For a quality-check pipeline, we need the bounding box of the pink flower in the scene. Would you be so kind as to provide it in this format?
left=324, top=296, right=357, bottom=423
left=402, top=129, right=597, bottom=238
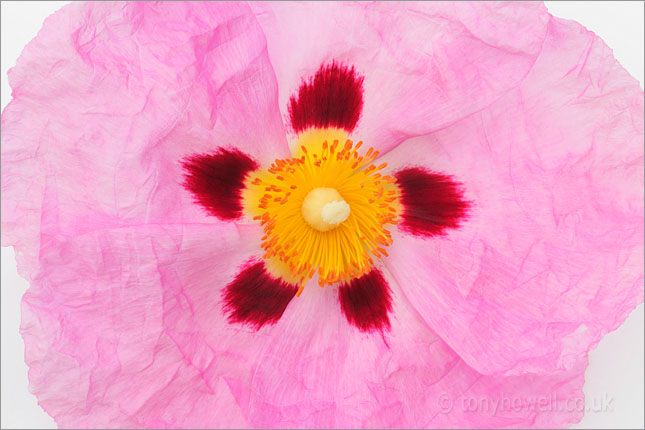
left=1, top=1, right=643, bottom=428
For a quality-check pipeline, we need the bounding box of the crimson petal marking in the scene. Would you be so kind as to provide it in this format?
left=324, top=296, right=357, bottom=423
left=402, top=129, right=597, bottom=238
left=395, top=167, right=470, bottom=237
left=288, top=62, right=364, bottom=133
left=339, top=269, right=392, bottom=332
left=182, top=148, right=258, bottom=220
left=223, top=259, right=299, bottom=330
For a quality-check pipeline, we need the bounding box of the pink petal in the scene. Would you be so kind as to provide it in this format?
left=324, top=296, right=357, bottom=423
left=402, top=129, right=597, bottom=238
left=380, top=15, right=644, bottom=375
left=1, top=1, right=287, bottom=276
left=236, top=269, right=587, bottom=428
left=250, top=1, right=549, bottom=153
left=22, top=222, right=260, bottom=428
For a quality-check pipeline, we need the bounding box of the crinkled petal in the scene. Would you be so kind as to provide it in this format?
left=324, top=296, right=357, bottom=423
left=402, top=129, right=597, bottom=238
left=1, top=1, right=287, bottom=277
left=233, top=268, right=587, bottom=428
left=21, top=221, right=263, bottom=428
left=250, top=1, right=549, bottom=153
left=379, top=15, right=644, bottom=375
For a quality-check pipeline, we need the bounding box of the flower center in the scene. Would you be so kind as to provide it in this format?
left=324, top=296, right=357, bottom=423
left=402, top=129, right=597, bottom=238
left=301, top=187, right=350, bottom=232
left=243, top=128, right=399, bottom=294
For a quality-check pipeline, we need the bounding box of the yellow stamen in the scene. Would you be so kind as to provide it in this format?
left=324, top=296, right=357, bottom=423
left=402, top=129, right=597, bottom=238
left=243, top=128, right=399, bottom=291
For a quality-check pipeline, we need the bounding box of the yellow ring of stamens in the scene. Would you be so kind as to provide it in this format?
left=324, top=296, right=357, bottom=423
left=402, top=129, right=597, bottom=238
left=243, top=128, right=399, bottom=294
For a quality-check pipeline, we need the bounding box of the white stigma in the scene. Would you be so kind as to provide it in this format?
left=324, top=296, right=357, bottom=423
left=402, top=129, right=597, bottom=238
left=321, top=200, right=351, bottom=226
left=302, top=187, right=350, bottom=231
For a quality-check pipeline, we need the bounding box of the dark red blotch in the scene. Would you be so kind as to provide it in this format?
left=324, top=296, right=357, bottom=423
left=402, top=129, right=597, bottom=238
left=223, top=259, right=299, bottom=330
left=395, top=167, right=470, bottom=237
left=339, top=269, right=392, bottom=333
left=182, top=148, right=258, bottom=220
left=288, top=62, right=364, bottom=133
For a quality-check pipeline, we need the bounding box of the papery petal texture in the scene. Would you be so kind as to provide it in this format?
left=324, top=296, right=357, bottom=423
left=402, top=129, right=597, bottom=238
left=223, top=269, right=587, bottom=429
left=380, top=15, right=644, bottom=375
left=1, top=1, right=287, bottom=277
left=22, top=222, right=261, bottom=428
left=250, top=1, right=550, bottom=152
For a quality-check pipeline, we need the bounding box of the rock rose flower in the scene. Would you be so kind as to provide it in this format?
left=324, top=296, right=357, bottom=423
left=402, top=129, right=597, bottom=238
left=1, top=1, right=643, bottom=428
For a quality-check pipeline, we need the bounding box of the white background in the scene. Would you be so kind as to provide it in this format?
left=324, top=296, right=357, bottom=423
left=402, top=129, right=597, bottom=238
left=1, top=1, right=643, bottom=429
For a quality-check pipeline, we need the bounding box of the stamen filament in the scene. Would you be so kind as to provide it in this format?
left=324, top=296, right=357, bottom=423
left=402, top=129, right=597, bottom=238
left=244, top=129, right=399, bottom=291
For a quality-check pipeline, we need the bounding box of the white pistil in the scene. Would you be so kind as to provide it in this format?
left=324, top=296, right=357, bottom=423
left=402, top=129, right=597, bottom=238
left=302, top=187, right=351, bottom=232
